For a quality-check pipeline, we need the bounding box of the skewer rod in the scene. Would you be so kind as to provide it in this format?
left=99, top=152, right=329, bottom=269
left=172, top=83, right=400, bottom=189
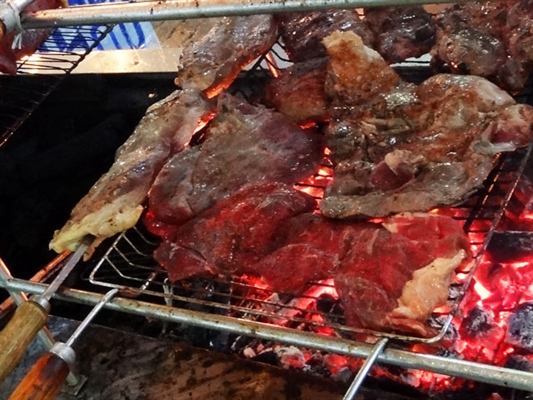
left=2, top=278, right=533, bottom=392
left=343, top=338, right=389, bottom=400
left=22, top=0, right=479, bottom=29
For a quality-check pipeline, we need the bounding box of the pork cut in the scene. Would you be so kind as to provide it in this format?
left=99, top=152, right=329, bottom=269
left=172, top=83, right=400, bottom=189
left=364, top=6, right=436, bottom=64
left=174, top=15, right=277, bottom=98
left=148, top=94, right=324, bottom=226
left=251, top=212, right=470, bottom=336
left=431, top=0, right=533, bottom=94
left=154, top=182, right=471, bottom=336
left=264, top=58, right=329, bottom=125
left=153, top=183, right=317, bottom=282
left=50, top=88, right=212, bottom=254
left=320, top=31, right=533, bottom=219
left=275, top=10, right=374, bottom=63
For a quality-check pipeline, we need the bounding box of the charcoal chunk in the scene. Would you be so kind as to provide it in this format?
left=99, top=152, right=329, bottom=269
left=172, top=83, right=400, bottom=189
left=460, top=306, right=496, bottom=338
left=506, top=302, right=533, bottom=351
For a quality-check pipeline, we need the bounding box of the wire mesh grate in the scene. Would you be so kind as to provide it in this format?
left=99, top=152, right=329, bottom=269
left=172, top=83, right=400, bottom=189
left=0, top=24, right=113, bottom=148
left=82, top=140, right=533, bottom=344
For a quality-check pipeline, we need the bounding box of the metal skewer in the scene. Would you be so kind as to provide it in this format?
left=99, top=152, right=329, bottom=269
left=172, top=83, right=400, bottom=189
left=0, top=236, right=93, bottom=384
left=343, top=338, right=389, bottom=400
left=8, top=288, right=119, bottom=400
left=19, top=0, right=487, bottom=31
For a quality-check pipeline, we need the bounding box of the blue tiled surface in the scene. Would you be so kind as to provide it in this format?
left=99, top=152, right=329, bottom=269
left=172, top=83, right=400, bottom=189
left=40, top=0, right=161, bottom=51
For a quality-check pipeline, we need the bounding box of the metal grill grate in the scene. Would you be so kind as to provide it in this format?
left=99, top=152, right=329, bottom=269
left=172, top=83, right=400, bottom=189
left=83, top=141, right=533, bottom=345
left=0, top=25, right=113, bottom=147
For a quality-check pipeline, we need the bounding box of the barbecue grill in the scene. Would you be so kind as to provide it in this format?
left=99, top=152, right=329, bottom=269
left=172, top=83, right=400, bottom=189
left=0, top=1, right=533, bottom=399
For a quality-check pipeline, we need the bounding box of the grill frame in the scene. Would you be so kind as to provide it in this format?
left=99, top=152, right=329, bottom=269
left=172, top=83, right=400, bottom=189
left=0, top=19, right=532, bottom=398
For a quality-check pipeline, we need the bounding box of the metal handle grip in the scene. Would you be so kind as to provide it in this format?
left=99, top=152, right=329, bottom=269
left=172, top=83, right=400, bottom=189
left=8, top=352, right=70, bottom=400
left=0, top=300, right=49, bottom=384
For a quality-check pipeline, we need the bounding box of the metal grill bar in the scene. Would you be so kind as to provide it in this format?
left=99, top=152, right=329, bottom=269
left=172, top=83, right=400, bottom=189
left=1, top=278, right=533, bottom=392
left=21, top=0, right=483, bottom=30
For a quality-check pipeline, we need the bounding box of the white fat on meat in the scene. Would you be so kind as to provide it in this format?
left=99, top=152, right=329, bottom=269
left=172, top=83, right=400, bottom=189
left=391, top=249, right=467, bottom=321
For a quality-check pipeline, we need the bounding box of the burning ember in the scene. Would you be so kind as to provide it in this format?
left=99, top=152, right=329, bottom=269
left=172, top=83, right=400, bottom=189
left=218, top=152, right=533, bottom=396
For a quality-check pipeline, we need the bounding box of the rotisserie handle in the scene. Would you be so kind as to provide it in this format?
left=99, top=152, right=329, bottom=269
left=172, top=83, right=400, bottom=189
left=0, top=299, right=50, bottom=384
left=8, top=352, right=71, bottom=400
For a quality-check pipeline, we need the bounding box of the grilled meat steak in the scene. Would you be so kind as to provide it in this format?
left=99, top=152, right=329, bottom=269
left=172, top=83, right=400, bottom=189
left=320, top=31, right=533, bottom=219
left=154, top=179, right=470, bottom=336
left=174, top=15, right=277, bottom=98
left=252, top=212, right=470, bottom=336
left=50, top=88, right=212, bottom=254
left=364, top=5, right=436, bottom=64
left=153, top=183, right=317, bottom=281
left=431, top=0, right=533, bottom=93
left=264, top=58, right=329, bottom=125
left=335, top=212, right=469, bottom=336
left=276, top=9, right=374, bottom=63
left=148, top=94, right=324, bottom=226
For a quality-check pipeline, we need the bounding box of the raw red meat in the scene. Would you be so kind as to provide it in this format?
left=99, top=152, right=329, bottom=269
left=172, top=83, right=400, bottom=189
left=250, top=212, right=470, bottom=335
left=148, top=94, right=324, bottom=226
left=335, top=212, right=471, bottom=335
left=154, top=178, right=471, bottom=336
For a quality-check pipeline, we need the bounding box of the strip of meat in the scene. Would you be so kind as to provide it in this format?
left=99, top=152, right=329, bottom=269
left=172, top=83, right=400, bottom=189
left=276, top=9, right=374, bottom=63
left=174, top=15, right=277, bottom=98
left=0, top=0, right=67, bottom=75
left=50, top=88, right=212, bottom=254
left=364, top=6, right=436, bottom=64
left=153, top=183, right=317, bottom=282
left=264, top=58, right=329, bottom=125
left=320, top=31, right=533, bottom=219
left=148, top=94, right=324, bottom=226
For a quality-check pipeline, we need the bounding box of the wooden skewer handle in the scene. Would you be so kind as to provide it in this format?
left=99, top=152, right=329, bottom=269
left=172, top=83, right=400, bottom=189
left=0, top=300, right=49, bottom=384
left=8, top=353, right=70, bottom=400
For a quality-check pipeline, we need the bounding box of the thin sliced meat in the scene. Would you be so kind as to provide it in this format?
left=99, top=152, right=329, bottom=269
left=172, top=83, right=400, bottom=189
left=148, top=94, right=324, bottom=226
left=50, top=88, right=212, bottom=254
